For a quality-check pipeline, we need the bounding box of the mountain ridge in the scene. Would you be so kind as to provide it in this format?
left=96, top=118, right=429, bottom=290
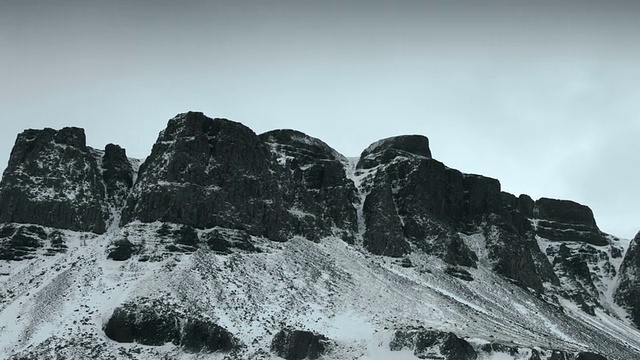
left=0, top=111, right=638, bottom=359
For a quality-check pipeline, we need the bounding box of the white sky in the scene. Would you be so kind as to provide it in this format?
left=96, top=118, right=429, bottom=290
left=1, top=1, right=639, bottom=239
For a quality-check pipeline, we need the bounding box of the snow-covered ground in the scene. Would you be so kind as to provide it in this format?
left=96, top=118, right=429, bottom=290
left=1, top=222, right=639, bottom=359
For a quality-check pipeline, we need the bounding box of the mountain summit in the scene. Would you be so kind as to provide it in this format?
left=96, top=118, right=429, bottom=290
left=0, top=112, right=639, bottom=359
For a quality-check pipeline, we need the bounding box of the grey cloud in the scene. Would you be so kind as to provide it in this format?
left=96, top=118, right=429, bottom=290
left=1, top=0, right=639, bottom=238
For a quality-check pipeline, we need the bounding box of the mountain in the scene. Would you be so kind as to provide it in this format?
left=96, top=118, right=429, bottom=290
left=0, top=111, right=639, bottom=359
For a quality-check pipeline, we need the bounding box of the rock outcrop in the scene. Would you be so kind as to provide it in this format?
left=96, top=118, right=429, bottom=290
left=357, top=136, right=479, bottom=265
left=270, top=328, right=329, bottom=360
left=355, top=135, right=560, bottom=293
left=576, top=352, right=608, bottom=360
left=615, top=232, right=640, bottom=328
left=361, top=171, right=409, bottom=257
left=102, top=143, right=135, bottom=207
left=479, top=343, right=608, bottom=360
left=0, top=128, right=137, bottom=238
left=121, top=112, right=358, bottom=243
left=0, top=128, right=108, bottom=233
left=120, top=113, right=285, bottom=237
left=390, top=329, right=477, bottom=360
left=534, top=198, right=608, bottom=246
left=349, top=131, right=619, bottom=303
left=104, top=300, right=237, bottom=353
left=0, top=224, right=67, bottom=260
left=260, top=129, right=358, bottom=242
left=357, top=135, right=432, bottom=169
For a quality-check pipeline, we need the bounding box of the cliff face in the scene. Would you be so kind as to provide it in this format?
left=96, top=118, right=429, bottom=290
left=0, top=127, right=107, bottom=233
left=120, top=112, right=358, bottom=244
left=615, top=233, right=640, bottom=327
left=0, top=112, right=638, bottom=359
left=0, top=128, right=138, bottom=260
left=120, top=113, right=287, bottom=239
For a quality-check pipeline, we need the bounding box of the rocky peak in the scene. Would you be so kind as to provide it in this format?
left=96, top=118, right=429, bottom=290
left=260, top=129, right=346, bottom=164
left=0, top=127, right=107, bottom=233
left=260, top=128, right=358, bottom=241
left=533, top=198, right=607, bottom=246
left=152, top=112, right=271, bottom=180
left=535, top=198, right=598, bottom=227
left=159, top=111, right=220, bottom=139
left=4, top=127, right=85, bottom=173
left=121, top=113, right=358, bottom=244
left=53, top=126, right=87, bottom=148
left=121, top=112, right=279, bottom=236
left=158, top=111, right=256, bottom=141
left=357, top=134, right=431, bottom=169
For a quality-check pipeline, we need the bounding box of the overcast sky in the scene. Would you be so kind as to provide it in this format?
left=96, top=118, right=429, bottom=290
left=1, top=1, right=639, bottom=239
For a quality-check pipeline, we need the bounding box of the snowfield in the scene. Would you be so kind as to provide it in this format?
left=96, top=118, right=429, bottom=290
left=1, top=222, right=639, bottom=359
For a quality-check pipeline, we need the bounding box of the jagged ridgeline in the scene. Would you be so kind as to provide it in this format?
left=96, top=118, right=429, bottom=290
left=0, top=111, right=639, bottom=359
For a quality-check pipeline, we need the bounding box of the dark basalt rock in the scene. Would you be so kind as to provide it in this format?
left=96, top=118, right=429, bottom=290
left=259, top=129, right=344, bottom=164
left=444, top=266, right=474, bottom=281
left=484, top=223, right=559, bottom=293
left=120, top=112, right=287, bottom=239
left=481, top=344, right=572, bottom=360
left=203, top=227, right=259, bottom=253
left=0, top=225, right=44, bottom=260
left=174, top=225, right=198, bottom=247
left=46, top=230, right=67, bottom=255
left=549, top=350, right=569, bottom=360
left=377, top=156, right=466, bottom=226
left=535, top=198, right=597, bottom=226
left=105, top=305, right=178, bottom=346
left=362, top=172, right=409, bottom=257
left=102, top=143, right=134, bottom=206
left=480, top=343, right=537, bottom=358
left=161, top=224, right=200, bottom=253
left=107, top=238, right=138, bottom=261
left=154, top=223, right=205, bottom=253
left=0, top=224, right=69, bottom=260
left=463, top=174, right=502, bottom=219
left=518, top=194, right=535, bottom=218
left=121, top=112, right=358, bottom=244
left=614, top=233, right=640, bottom=329
left=534, top=198, right=607, bottom=246
left=390, top=329, right=477, bottom=360
left=547, top=244, right=602, bottom=314
left=181, top=318, right=236, bottom=353
left=358, top=135, right=431, bottom=169
left=104, top=300, right=237, bottom=352
left=500, top=193, right=535, bottom=236
left=260, top=129, right=358, bottom=243
left=271, top=328, right=328, bottom=360
left=576, top=352, right=608, bottom=360
left=0, top=127, right=108, bottom=233
left=439, top=233, right=479, bottom=268
left=358, top=143, right=478, bottom=265
left=2, top=116, right=632, bottom=354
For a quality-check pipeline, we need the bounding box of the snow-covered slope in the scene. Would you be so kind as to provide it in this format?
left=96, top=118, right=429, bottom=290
left=0, top=112, right=638, bottom=359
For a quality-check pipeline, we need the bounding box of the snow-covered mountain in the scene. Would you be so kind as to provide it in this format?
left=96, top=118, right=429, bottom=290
left=0, top=112, right=639, bottom=359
